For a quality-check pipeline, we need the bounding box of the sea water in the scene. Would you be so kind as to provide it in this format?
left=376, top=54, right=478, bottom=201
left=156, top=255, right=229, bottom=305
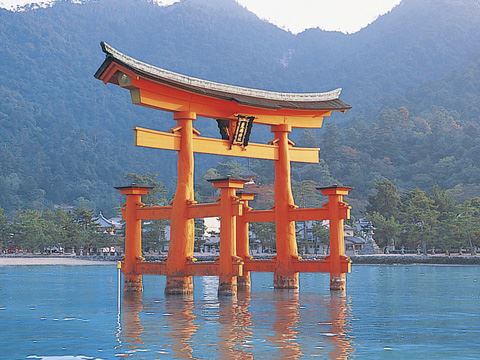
left=0, top=265, right=479, bottom=359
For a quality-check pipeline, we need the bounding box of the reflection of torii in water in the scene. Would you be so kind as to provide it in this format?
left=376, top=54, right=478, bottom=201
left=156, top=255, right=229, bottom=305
left=269, top=291, right=353, bottom=360
left=119, top=291, right=352, bottom=358
left=217, top=292, right=254, bottom=360
left=120, top=292, right=144, bottom=354
left=164, top=294, right=199, bottom=359
left=270, top=291, right=303, bottom=359
left=327, top=293, right=353, bottom=360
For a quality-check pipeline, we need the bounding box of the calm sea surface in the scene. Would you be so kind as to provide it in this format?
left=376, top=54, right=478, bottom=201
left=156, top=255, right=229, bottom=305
left=0, top=265, right=479, bottom=359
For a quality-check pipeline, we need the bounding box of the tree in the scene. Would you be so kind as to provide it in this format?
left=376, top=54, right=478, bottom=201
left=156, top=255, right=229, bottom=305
left=399, top=189, right=439, bottom=254
left=250, top=222, right=275, bottom=253
left=312, top=221, right=329, bottom=254
left=12, top=210, right=52, bottom=252
left=48, top=209, right=84, bottom=253
left=430, top=186, right=459, bottom=252
left=73, top=207, right=107, bottom=254
left=250, top=184, right=274, bottom=210
left=320, top=123, right=342, bottom=164
left=369, top=212, right=401, bottom=249
left=292, top=159, right=336, bottom=187
left=451, top=198, right=480, bottom=253
left=0, top=208, right=10, bottom=251
left=194, top=219, right=207, bottom=252
left=293, top=180, right=323, bottom=208
left=367, top=179, right=401, bottom=218
left=298, top=129, right=319, bottom=148
left=196, top=168, right=220, bottom=202
left=215, top=160, right=244, bottom=178
left=125, top=173, right=168, bottom=206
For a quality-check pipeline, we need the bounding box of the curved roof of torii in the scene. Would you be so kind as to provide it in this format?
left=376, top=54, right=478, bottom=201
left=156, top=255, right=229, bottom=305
left=94, top=42, right=351, bottom=112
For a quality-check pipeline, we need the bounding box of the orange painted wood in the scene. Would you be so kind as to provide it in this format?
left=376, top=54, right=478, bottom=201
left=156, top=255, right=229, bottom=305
left=243, top=260, right=277, bottom=272
left=242, top=259, right=350, bottom=273
left=117, top=187, right=150, bottom=277
left=272, top=125, right=299, bottom=274
left=104, top=64, right=332, bottom=128
left=326, top=194, right=345, bottom=277
left=137, top=261, right=167, bottom=275
left=292, top=259, right=349, bottom=273
left=219, top=187, right=237, bottom=277
left=186, top=203, right=221, bottom=218
left=288, top=207, right=329, bottom=221
left=135, top=127, right=320, bottom=163
left=136, top=206, right=172, bottom=220
left=166, top=115, right=196, bottom=274
left=236, top=198, right=253, bottom=260
left=243, top=209, right=275, bottom=223
left=133, top=202, right=246, bottom=220
left=137, top=261, right=243, bottom=276
left=132, top=258, right=349, bottom=275
left=288, top=206, right=348, bottom=221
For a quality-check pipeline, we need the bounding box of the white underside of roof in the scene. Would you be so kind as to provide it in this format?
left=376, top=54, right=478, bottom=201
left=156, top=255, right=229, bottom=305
left=103, top=42, right=342, bottom=103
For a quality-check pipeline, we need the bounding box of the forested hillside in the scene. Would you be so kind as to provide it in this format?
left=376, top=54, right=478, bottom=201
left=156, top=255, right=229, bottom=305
left=1, top=0, right=480, bottom=215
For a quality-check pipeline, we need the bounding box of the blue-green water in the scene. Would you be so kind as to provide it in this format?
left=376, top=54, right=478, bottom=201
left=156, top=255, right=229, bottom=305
left=0, top=265, right=479, bottom=359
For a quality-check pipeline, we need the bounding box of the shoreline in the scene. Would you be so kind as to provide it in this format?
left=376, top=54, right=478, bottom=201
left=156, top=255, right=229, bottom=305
left=0, top=256, right=115, bottom=266
left=350, top=254, right=480, bottom=265
left=1, top=254, right=480, bottom=266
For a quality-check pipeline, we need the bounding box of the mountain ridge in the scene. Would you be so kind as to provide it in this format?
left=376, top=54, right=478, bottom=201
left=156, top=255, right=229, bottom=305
left=1, top=0, right=480, bottom=214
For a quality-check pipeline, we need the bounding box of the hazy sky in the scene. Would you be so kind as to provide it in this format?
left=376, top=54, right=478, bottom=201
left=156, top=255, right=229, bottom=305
left=236, top=0, right=402, bottom=33
left=0, top=0, right=402, bottom=34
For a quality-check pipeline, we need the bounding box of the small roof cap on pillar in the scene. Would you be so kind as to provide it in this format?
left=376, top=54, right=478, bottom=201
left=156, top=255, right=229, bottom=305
left=208, top=177, right=248, bottom=189
left=115, top=183, right=153, bottom=195
left=316, top=184, right=352, bottom=196
left=236, top=191, right=256, bottom=201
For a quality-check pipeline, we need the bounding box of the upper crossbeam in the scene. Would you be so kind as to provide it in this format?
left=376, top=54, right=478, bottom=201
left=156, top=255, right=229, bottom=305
left=135, top=127, right=320, bottom=163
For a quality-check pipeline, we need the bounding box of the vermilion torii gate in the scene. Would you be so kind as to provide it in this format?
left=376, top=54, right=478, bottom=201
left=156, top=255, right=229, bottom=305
left=95, top=42, right=352, bottom=295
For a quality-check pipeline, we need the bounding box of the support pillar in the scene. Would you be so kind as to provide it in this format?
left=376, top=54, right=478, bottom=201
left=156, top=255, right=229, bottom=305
left=209, top=178, right=246, bottom=296
left=116, top=184, right=152, bottom=292
left=236, top=192, right=255, bottom=291
left=272, top=124, right=299, bottom=289
left=165, top=111, right=196, bottom=295
left=319, top=186, right=352, bottom=291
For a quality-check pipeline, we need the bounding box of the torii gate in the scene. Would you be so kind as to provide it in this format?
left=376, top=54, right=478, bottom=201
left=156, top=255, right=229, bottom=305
left=95, top=42, right=352, bottom=296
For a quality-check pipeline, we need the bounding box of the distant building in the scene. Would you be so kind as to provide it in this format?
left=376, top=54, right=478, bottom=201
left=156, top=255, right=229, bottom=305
left=344, top=224, right=367, bottom=254
left=345, top=236, right=366, bottom=254
left=203, top=235, right=220, bottom=253
left=94, top=212, right=122, bottom=235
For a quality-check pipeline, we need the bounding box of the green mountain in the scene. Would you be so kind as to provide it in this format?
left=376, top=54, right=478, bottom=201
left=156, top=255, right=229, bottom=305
left=1, top=0, right=479, bottom=214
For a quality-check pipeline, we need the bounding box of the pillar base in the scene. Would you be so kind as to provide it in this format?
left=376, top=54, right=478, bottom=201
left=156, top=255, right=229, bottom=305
left=218, top=276, right=237, bottom=296
left=165, top=276, right=193, bottom=295
left=274, top=272, right=299, bottom=289
left=124, top=274, right=143, bottom=292
left=330, top=274, right=346, bottom=291
left=237, top=272, right=251, bottom=291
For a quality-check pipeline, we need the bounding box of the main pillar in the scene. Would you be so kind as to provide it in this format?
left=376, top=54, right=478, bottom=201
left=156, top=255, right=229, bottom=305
left=165, top=111, right=196, bottom=295
left=209, top=178, right=245, bottom=296
left=236, top=192, right=255, bottom=291
left=319, top=186, right=352, bottom=291
left=272, top=124, right=299, bottom=289
left=116, top=184, right=152, bottom=292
